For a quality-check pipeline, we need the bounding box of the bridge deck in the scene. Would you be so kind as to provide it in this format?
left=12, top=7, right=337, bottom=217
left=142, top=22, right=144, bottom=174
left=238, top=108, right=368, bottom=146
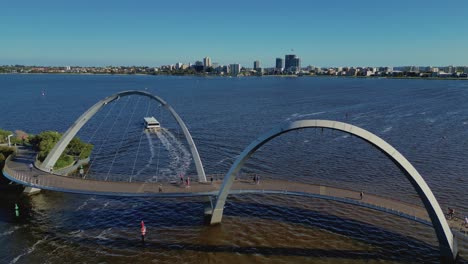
left=3, top=147, right=468, bottom=236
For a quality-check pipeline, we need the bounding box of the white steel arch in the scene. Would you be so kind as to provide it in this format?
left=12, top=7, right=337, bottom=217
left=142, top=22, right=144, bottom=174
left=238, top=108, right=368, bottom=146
left=210, top=119, right=457, bottom=262
left=39, top=90, right=207, bottom=182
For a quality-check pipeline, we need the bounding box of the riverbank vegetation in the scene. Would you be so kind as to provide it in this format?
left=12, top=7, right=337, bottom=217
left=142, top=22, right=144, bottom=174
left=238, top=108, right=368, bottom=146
left=1, top=128, right=93, bottom=170
left=0, top=146, right=15, bottom=167
left=29, top=131, right=93, bottom=169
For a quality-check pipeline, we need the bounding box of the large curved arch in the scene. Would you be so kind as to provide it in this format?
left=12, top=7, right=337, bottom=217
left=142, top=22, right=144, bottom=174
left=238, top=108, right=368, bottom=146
left=40, top=90, right=207, bottom=182
left=210, top=120, right=457, bottom=262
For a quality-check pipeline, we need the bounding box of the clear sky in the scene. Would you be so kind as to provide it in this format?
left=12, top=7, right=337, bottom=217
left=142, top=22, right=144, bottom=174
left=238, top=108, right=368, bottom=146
left=1, top=0, right=467, bottom=67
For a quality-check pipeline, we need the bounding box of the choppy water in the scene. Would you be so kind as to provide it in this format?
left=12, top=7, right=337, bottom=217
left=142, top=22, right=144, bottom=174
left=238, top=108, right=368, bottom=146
left=0, top=74, right=467, bottom=263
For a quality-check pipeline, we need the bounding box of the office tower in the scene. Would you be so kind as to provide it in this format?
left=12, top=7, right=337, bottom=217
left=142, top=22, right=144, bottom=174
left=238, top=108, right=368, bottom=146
left=293, top=57, right=301, bottom=71
left=254, top=60, right=260, bottom=70
left=203, top=57, right=212, bottom=68
left=229, top=64, right=241, bottom=76
left=285, top=54, right=296, bottom=71
left=276, top=58, right=283, bottom=70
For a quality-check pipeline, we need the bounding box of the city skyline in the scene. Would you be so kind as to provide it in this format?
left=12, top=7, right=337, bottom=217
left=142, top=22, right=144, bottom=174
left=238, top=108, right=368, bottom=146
left=1, top=0, right=468, bottom=67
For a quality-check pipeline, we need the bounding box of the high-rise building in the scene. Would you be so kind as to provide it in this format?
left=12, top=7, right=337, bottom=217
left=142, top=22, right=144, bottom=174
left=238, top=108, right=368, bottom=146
left=203, top=57, right=212, bottom=68
left=276, top=58, right=283, bottom=70
left=254, top=60, right=260, bottom=70
left=293, top=57, right=301, bottom=72
left=285, top=54, right=296, bottom=71
left=285, top=54, right=301, bottom=72
left=229, top=64, right=241, bottom=76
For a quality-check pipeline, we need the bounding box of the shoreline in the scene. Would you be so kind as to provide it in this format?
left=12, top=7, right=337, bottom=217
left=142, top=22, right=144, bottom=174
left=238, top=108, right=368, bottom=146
left=1, top=72, right=467, bottom=81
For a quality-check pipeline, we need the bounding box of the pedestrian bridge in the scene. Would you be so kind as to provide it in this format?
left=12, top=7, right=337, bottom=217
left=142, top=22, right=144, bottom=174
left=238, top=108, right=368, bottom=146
left=3, top=145, right=466, bottom=263
left=0, top=89, right=462, bottom=263
left=4, top=146, right=467, bottom=231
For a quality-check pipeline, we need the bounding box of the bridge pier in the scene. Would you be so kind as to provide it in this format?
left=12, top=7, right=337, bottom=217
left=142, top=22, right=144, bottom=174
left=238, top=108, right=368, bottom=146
left=23, top=186, right=41, bottom=195
left=208, top=208, right=224, bottom=225
left=440, top=238, right=458, bottom=264
left=203, top=196, right=224, bottom=225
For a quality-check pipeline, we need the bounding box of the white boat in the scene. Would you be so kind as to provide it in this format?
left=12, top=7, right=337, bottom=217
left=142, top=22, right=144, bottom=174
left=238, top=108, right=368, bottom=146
left=144, top=117, right=160, bottom=129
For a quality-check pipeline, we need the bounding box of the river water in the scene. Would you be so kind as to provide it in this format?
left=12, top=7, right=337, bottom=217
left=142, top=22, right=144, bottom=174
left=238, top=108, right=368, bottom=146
left=0, top=74, right=467, bottom=263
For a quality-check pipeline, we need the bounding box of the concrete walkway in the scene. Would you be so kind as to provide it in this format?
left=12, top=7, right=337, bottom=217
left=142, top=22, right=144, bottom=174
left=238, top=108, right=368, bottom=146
left=3, top=147, right=467, bottom=236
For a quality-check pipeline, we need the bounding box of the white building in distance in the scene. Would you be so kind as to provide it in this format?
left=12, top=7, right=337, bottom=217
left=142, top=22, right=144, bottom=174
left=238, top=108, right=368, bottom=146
left=203, top=57, right=212, bottom=68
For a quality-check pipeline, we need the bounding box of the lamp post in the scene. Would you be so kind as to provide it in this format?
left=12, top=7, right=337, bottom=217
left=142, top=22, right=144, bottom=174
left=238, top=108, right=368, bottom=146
left=7, top=134, right=13, bottom=147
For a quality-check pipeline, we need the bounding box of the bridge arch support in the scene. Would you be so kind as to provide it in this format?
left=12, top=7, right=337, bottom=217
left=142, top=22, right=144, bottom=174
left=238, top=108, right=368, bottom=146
left=40, top=90, right=207, bottom=182
left=210, top=119, right=457, bottom=262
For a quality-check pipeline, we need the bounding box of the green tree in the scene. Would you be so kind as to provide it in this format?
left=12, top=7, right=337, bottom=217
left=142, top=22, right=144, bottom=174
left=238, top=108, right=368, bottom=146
left=66, top=137, right=93, bottom=159
left=29, top=131, right=93, bottom=169
left=0, top=146, right=15, bottom=170
left=30, top=131, right=61, bottom=161
left=0, top=129, right=13, bottom=144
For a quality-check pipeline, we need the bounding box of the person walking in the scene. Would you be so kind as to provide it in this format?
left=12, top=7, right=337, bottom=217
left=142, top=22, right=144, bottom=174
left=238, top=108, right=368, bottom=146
left=210, top=176, right=213, bottom=185
left=256, top=175, right=260, bottom=185
left=447, top=207, right=455, bottom=219
left=141, top=221, right=146, bottom=242
left=29, top=163, right=33, bottom=172
left=158, top=184, right=163, bottom=193
left=360, top=191, right=363, bottom=200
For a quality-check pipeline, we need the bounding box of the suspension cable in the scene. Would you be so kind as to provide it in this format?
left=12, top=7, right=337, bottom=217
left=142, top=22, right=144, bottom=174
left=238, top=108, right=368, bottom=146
left=86, top=100, right=117, bottom=144
left=74, top=101, right=118, bottom=165
left=105, top=96, right=141, bottom=180
left=154, top=103, right=163, bottom=180
left=84, top=97, right=131, bottom=179
left=130, top=98, right=152, bottom=181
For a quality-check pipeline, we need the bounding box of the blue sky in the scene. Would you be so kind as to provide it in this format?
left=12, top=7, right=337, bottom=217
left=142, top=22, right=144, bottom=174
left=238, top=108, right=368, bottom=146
left=1, top=0, right=467, bottom=67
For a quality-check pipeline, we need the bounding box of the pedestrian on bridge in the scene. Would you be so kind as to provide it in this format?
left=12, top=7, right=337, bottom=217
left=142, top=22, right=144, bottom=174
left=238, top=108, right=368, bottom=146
left=29, top=163, right=33, bottom=172
left=186, top=177, right=190, bottom=187
left=256, top=175, right=260, bottom=185
left=360, top=191, right=363, bottom=200
left=447, top=207, right=455, bottom=219
left=159, top=184, right=163, bottom=193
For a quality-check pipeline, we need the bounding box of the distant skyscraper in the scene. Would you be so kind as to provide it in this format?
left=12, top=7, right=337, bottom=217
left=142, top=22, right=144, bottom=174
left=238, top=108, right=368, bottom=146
left=285, top=54, right=298, bottom=71
left=203, top=57, right=212, bottom=68
left=254, top=60, right=260, bottom=70
left=276, top=58, right=283, bottom=70
left=293, top=57, right=301, bottom=71
left=229, top=64, right=241, bottom=76
left=285, top=54, right=301, bottom=72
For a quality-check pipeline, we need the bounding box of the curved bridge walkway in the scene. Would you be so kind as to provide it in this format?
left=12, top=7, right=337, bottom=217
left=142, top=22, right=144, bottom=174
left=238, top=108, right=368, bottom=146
left=4, top=148, right=468, bottom=238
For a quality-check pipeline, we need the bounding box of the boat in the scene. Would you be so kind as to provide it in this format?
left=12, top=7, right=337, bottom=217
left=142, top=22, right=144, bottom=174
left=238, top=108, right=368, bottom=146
left=144, top=117, right=161, bottom=129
